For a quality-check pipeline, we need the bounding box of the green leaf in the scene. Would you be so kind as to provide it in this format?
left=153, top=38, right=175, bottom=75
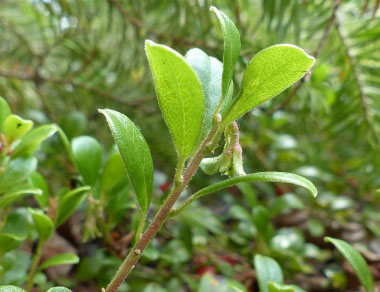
left=198, top=273, right=244, bottom=292
left=254, top=255, right=283, bottom=292
left=11, top=124, right=57, bottom=157
left=210, top=6, right=241, bottom=100
left=4, top=115, right=33, bottom=144
left=55, top=186, right=90, bottom=227
left=71, top=136, right=103, bottom=186
left=0, top=156, right=38, bottom=193
left=0, top=233, right=25, bottom=257
left=0, top=188, right=42, bottom=209
left=172, top=172, right=317, bottom=216
left=185, top=49, right=224, bottom=140
left=325, top=237, right=374, bottom=292
left=0, top=286, right=26, bottom=292
left=101, top=152, right=126, bottom=192
left=29, top=208, right=54, bottom=243
left=29, top=171, right=50, bottom=208
left=268, top=282, right=295, bottom=292
left=99, top=109, right=153, bottom=213
left=223, top=45, right=315, bottom=127
left=145, top=40, right=205, bottom=161
left=268, top=282, right=306, bottom=292
left=39, top=253, right=79, bottom=270
left=0, top=97, right=11, bottom=133
left=47, top=288, right=72, bottom=292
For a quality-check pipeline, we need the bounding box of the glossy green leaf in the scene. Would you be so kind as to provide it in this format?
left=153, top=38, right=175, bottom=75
left=0, top=286, right=26, bottom=292
left=99, top=109, right=153, bottom=212
left=210, top=6, right=241, bottom=100
left=29, top=208, right=54, bottom=243
left=254, top=255, right=283, bottom=292
left=29, top=171, right=49, bottom=208
left=0, top=97, right=11, bottom=133
left=47, top=288, right=72, bottom=292
left=11, top=124, right=57, bottom=157
left=0, top=233, right=25, bottom=257
left=325, top=237, right=374, bottom=292
left=172, top=172, right=317, bottom=216
left=145, top=40, right=205, bottom=160
left=223, top=45, right=315, bottom=127
left=71, top=136, right=103, bottom=186
left=4, top=115, right=33, bottom=144
left=198, top=273, right=245, bottom=292
left=0, top=156, right=37, bottom=193
left=101, top=152, right=126, bottom=191
left=185, top=49, right=224, bottom=140
left=0, top=188, right=42, bottom=208
left=39, top=253, right=79, bottom=270
left=55, top=186, right=90, bottom=227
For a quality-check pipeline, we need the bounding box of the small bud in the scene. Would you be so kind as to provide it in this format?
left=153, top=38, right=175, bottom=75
left=134, top=249, right=141, bottom=256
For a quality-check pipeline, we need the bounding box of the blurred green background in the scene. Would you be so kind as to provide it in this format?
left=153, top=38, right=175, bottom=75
left=1, top=0, right=380, bottom=291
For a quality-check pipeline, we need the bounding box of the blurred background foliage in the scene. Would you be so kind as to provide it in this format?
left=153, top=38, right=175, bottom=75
left=1, top=0, right=380, bottom=291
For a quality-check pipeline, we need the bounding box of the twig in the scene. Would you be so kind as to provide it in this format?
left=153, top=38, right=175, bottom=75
left=268, top=0, right=342, bottom=115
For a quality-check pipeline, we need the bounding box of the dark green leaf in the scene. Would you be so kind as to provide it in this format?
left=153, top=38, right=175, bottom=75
left=39, top=253, right=79, bottom=270
left=11, top=124, right=57, bottom=157
left=55, top=186, right=90, bottom=227
left=210, top=6, right=241, bottom=100
left=101, top=152, right=126, bottom=192
left=325, top=237, right=374, bottom=292
left=71, top=136, right=103, bottom=186
left=0, top=233, right=25, bottom=257
left=99, top=109, right=153, bottom=213
left=223, top=45, right=315, bottom=127
left=145, top=40, right=205, bottom=161
left=254, top=255, right=283, bottom=292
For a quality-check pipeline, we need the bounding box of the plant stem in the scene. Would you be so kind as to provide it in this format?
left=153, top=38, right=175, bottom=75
left=104, top=118, right=221, bottom=292
left=25, top=241, right=43, bottom=291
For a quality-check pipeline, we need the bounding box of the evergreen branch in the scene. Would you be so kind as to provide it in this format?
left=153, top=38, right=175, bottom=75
left=268, top=0, right=342, bottom=115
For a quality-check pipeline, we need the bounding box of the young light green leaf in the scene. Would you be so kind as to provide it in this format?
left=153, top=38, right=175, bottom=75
left=55, top=186, right=90, bottom=227
left=99, top=109, right=153, bottom=213
left=325, top=237, right=374, bottom=292
left=223, top=45, right=315, bottom=127
left=254, top=255, right=283, bottom=292
left=171, top=172, right=317, bottom=217
left=29, top=208, right=54, bottom=243
left=185, top=49, right=224, bottom=140
left=0, top=188, right=42, bottom=209
left=0, top=286, right=26, bottom=292
left=11, top=124, right=57, bottom=157
left=210, top=6, right=241, bottom=100
left=145, top=40, right=205, bottom=161
left=29, top=171, right=49, bottom=208
left=0, top=156, right=37, bottom=193
left=47, top=288, right=72, bottom=292
left=39, top=253, right=79, bottom=270
left=4, top=114, right=33, bottom=144
left=0, top=97, right=11, bottom=133
left=71, top=136, right=103, bottom=186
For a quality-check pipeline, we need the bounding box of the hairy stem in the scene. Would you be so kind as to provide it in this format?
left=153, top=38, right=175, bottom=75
left=104, top=117, right=221, bottom=292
